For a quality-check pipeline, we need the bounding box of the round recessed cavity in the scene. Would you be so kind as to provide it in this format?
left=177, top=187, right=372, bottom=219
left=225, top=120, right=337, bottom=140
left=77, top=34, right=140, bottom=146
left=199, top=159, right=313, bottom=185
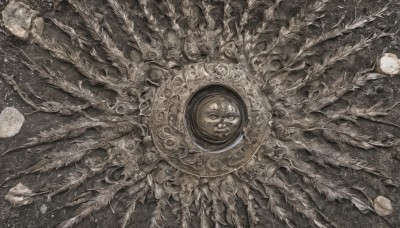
left=186, top=85, right=247, bottom=151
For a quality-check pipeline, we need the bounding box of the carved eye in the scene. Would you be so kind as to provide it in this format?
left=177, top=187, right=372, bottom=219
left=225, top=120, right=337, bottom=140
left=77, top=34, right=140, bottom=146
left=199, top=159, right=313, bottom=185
left=226, top=115, right=236, bottom=121
left=208, top=114, right=218, bottom=120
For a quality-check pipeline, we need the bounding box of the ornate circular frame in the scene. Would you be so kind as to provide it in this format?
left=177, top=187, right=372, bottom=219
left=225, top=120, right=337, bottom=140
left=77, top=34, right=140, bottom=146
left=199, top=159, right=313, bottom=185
left=150, top=62, right=271, bottom=177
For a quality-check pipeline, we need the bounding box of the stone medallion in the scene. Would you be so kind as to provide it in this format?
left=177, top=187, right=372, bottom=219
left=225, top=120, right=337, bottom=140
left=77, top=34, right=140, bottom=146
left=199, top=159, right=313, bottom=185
left=151, top=62, right=271, bottom=177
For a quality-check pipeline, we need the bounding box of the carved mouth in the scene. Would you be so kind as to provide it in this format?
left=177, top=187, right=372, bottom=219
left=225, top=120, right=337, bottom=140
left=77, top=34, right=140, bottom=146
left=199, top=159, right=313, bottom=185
left=214, top=128, right=231, bottom=134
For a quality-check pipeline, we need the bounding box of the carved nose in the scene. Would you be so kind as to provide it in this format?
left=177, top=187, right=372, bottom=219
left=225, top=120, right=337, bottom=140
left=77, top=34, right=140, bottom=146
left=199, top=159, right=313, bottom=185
left=217, top=122, right=226, bottom=128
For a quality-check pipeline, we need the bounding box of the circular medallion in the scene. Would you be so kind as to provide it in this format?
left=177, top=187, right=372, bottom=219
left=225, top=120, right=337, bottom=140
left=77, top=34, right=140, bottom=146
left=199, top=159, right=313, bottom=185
left=150, top=62, right=271, bottom=177
left=186, top=85, right=247, bottom=151
left=193, top=94, right=242, bottom=145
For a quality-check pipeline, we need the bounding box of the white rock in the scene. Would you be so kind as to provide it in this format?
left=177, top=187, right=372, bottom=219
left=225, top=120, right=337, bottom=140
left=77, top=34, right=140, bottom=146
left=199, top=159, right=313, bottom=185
left=40, top=204, right=48, bottom=214
left=0, top=107, right=25, bottom=138
left=5, top=183, right=33, bottom=207
left=2, top=0, right=43, bottom=40
left=378, top=53, right=400, bottom=76
left=373, top=195, right=393, bottom=217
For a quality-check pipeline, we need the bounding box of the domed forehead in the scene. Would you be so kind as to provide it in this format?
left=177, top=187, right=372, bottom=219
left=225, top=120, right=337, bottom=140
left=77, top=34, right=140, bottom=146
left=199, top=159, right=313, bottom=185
left=197, top=95, right=239, bottom=111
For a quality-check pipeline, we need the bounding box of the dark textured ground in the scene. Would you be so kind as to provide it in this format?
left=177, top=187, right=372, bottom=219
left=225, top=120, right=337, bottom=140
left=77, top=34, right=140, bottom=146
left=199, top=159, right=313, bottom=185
left=1, top=0, right=400, bottom=227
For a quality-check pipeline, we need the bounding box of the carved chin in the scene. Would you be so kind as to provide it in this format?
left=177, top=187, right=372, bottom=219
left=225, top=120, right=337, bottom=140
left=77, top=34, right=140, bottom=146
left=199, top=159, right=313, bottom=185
left=197, top=129, right=234, bottom=144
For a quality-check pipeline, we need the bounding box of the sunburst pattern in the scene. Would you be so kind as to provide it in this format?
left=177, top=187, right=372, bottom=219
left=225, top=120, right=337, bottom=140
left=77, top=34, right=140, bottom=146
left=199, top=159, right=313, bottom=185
left=1, top=0, right=400, bottom=227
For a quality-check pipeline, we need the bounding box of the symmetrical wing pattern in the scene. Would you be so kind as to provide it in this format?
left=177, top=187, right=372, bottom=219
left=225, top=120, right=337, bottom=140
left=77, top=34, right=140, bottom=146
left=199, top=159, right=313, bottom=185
left=1, top=0, right=399, bottom=227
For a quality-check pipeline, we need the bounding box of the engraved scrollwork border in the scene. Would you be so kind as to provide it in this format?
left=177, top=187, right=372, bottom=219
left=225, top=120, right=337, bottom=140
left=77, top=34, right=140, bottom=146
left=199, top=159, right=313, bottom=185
left=151, top=62, right=271, bottom=177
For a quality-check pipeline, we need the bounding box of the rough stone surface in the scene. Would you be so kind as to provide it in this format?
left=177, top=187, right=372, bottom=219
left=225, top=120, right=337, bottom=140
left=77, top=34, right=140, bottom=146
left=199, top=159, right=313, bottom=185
left=0, top=107, right=25, bottom=138
left=374, top=196, right=393, bottom=217
left=0, top=0, right=400, bottom=227
left=2, top=0, right=41, bottom=39
left=4, top=183, right=33, bottom=208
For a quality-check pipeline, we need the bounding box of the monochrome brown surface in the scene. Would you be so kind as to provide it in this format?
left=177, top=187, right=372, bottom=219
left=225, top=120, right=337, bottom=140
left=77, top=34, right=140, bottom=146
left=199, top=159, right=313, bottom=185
left=0, top=0, right=400, bottom=227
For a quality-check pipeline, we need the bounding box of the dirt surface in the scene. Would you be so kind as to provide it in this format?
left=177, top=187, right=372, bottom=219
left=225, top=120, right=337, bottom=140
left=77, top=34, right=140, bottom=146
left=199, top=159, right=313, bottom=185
left=1, top=0, right=400, bottom=227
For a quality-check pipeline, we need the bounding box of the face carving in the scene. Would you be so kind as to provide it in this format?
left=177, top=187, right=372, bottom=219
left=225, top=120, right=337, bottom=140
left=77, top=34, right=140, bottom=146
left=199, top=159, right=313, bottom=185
left=193, top=95, right=242, bottom=144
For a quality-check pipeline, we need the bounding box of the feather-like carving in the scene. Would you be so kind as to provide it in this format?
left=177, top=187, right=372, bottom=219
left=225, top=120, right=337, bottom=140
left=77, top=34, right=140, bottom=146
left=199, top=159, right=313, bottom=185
left=2, top=119, right=118, bottom=156
left=0, top=73, right=89, bottom=116
left=265, top=186, right=296, bottom=228
left=286, top=34, right=388, bottom=93
left=265, top=177, right=332, bottom=228
left=0, top=1, right=397, bottom=227
left=21, top=140, right=107, bottom=174
left=121, top=184, right=149, bottom=228
left=58, top=183, right=124, bottom=228
left=254, top=0, right=331, bottom=61
left=284, top=6, right=388, bottom=70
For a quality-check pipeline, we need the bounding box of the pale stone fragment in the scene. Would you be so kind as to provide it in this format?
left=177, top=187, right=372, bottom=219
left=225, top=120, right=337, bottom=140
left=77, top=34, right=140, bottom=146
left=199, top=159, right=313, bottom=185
left=2, top=0, right=43, bottom=39
left=5, top=183, right=33, bottom=207
left=40, top=204, right=48, bottom=214
left=378, top=53, right=400, bottom=76
left=32, top=17, right=44, bottom=35
left=373, top=195, right=393, bottom=217
left=0, top=107, right=25, bottom=138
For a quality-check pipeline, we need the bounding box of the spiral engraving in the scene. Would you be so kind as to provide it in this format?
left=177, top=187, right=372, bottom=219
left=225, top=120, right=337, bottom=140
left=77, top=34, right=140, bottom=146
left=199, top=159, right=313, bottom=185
left=150, top=62, right=271, bottom=177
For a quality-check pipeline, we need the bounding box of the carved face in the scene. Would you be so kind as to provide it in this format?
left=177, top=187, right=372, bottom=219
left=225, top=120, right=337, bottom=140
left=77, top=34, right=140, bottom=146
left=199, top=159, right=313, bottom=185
left=193, top=95, right=242, bottom=144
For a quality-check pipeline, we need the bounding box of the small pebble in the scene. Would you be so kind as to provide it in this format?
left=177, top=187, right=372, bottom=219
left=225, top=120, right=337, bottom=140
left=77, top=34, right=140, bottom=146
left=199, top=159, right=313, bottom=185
left=0, top=107, right=25, bottom=138
left=40, top=204, right=48, bottom=214
left=2, top=1, right=42, bottom=39
left=378, top=53, right=400, bottom=76
left=384, top=179, right=397, bottom=187
left=373, top=195, right=393, bottom=217
left=5, top=183, right=33, bottom=207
